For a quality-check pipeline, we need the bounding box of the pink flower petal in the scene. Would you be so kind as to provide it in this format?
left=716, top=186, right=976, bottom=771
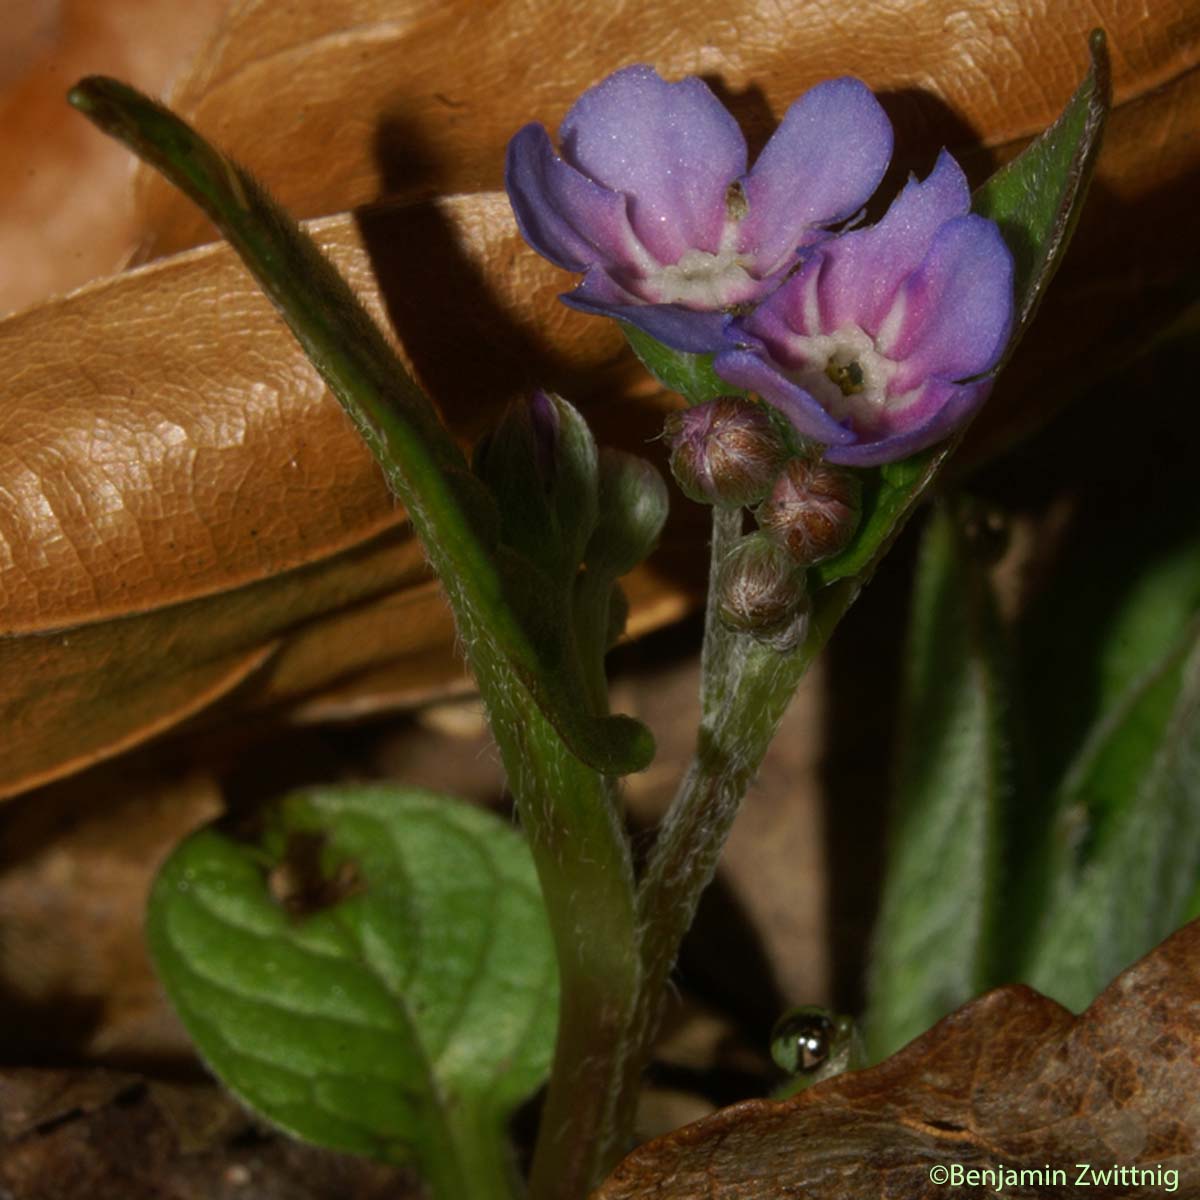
left=506, top=123, right=652, bottom=274
left=883, top=215, right=1015, bottom=388
left=817, top=150, right=970, bottom=335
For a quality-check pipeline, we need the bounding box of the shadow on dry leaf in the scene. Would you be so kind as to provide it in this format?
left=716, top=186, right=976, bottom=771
left=599, top=919, right=1200, bottom=1199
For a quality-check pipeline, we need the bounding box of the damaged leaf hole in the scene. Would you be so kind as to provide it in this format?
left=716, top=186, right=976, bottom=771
left=266, top=831, right=365, bottom=918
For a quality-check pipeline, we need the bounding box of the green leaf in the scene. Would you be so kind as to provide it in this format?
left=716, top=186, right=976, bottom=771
left=68, top=76, right=652, bottom=777
left=1000, top=333, right=1200, bottom=996
left=147, top=786, right=558, bottom=1198
left=864, top=502, right=1011, bottom=1060
left=1023, top=529, right=1200, bottom=804
left=812, top=451, right=938, bottom=587
left=1021, top=619, right=1200, bottom=1013
left=620, top=323, right=737, bottom=406
left=586, top=448, right=670, bottom=580
left=972, top=29, right=1111, bottom=352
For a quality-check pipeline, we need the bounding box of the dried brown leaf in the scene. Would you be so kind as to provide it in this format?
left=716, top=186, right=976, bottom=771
left=130, top=0, right=1200, bottom=455
left=0, top=197, right=697, bottom=800
left=598, top=919, right=1200, bottom=1199
left=0, top=0, right=229, bottom=315
left=4, top=0, right=1196, bottom=799
left=0, top=1067, right=420, bottom=1199
left=134, top=0, right=1198, bottom=257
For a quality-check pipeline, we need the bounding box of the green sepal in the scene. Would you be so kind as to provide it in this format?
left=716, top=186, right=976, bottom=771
left=146, top=786, right=558, bottom=1195
left=620, top=323, right=740, bottom=406
left=68, top=76, right=652, bottom=776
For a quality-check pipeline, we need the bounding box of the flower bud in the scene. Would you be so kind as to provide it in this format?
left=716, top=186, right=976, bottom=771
left=585, top=448, right=669, bottom=578
left=473, top=389, right=599, bottom=577
left=756, top=458, right=862, bottom=566
left=664, top=396, right=789, bottom=507
left=717, top=533, right=810, bottom=649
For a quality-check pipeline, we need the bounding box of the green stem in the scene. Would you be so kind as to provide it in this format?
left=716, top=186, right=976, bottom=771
left=420, top=1103, right=525, bottom=1200
left=66, top=76, right=644, bottom=1199
left=611, top=579, right=859, bottom=1125
left=700, top=505, right=746, bottom=723
left=476, top=647, right=640, bottom=1200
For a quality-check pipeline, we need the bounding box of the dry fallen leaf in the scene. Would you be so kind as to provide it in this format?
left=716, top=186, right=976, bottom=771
left=0, top=0, right=229, bottom=315
left=134, top=0, right=1197, bottom=259
left=132, top=0, right=1200, bottom=456
left=598, top=918, right=1200, bottom=1199
left=0, top=1067, right=420, bottom=1199
left=0, top=197, right=698, bottom=800
left=1, top=0, right=1196, bottom=799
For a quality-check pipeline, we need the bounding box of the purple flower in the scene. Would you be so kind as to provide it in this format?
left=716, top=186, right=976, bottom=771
left=506, top=65, right=892, bottom=353
left=714, top=152, right=1014, bottom=466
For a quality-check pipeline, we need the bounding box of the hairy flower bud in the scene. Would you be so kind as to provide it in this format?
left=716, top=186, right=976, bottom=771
left=716, top=533, right=810, bottom=649
left=473, top=389, right=599, bottom=576
left=664, top=396, right=789, bottom=507
left=756, top=458, right=862, bottom=565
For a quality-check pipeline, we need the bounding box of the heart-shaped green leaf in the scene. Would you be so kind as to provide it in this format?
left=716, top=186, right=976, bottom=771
left=147, top=786, right=557, bottom=1195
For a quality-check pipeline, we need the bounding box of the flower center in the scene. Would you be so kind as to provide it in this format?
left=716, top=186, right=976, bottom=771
left=652, top=246, right=757, bottom=308
left=783, top=325, right=897, bottom=431
left=824, top=352, right=866, bottom=396
left=634, top=195, right=762, bottom=310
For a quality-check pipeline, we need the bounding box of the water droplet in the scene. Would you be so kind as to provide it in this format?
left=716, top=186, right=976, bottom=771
left=770, top=1007, right=835, bottom=1075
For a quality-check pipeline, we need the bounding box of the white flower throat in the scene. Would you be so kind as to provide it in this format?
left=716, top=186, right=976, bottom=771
left=787, top=325, right=898, bottom=428
left=654, top=245, right=756, bottom=307
left=642, top=181, right=757, bottom=308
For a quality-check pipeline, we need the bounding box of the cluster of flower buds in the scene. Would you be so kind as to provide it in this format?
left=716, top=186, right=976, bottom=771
left=670, top=397, right=863, bottom=644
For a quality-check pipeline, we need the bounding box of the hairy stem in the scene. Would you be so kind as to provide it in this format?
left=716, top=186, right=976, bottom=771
left=68, top=75, right=643, bottom=1200
left=700, top=505, right=747, bottom=722
left=420, top=1103, right=525, bottom=1200
left=612, top=578, right=859, bottom=1127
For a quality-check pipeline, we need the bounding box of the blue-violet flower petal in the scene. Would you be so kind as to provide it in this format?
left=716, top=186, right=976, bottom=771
left=506, top=65, right=892, bottom=352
